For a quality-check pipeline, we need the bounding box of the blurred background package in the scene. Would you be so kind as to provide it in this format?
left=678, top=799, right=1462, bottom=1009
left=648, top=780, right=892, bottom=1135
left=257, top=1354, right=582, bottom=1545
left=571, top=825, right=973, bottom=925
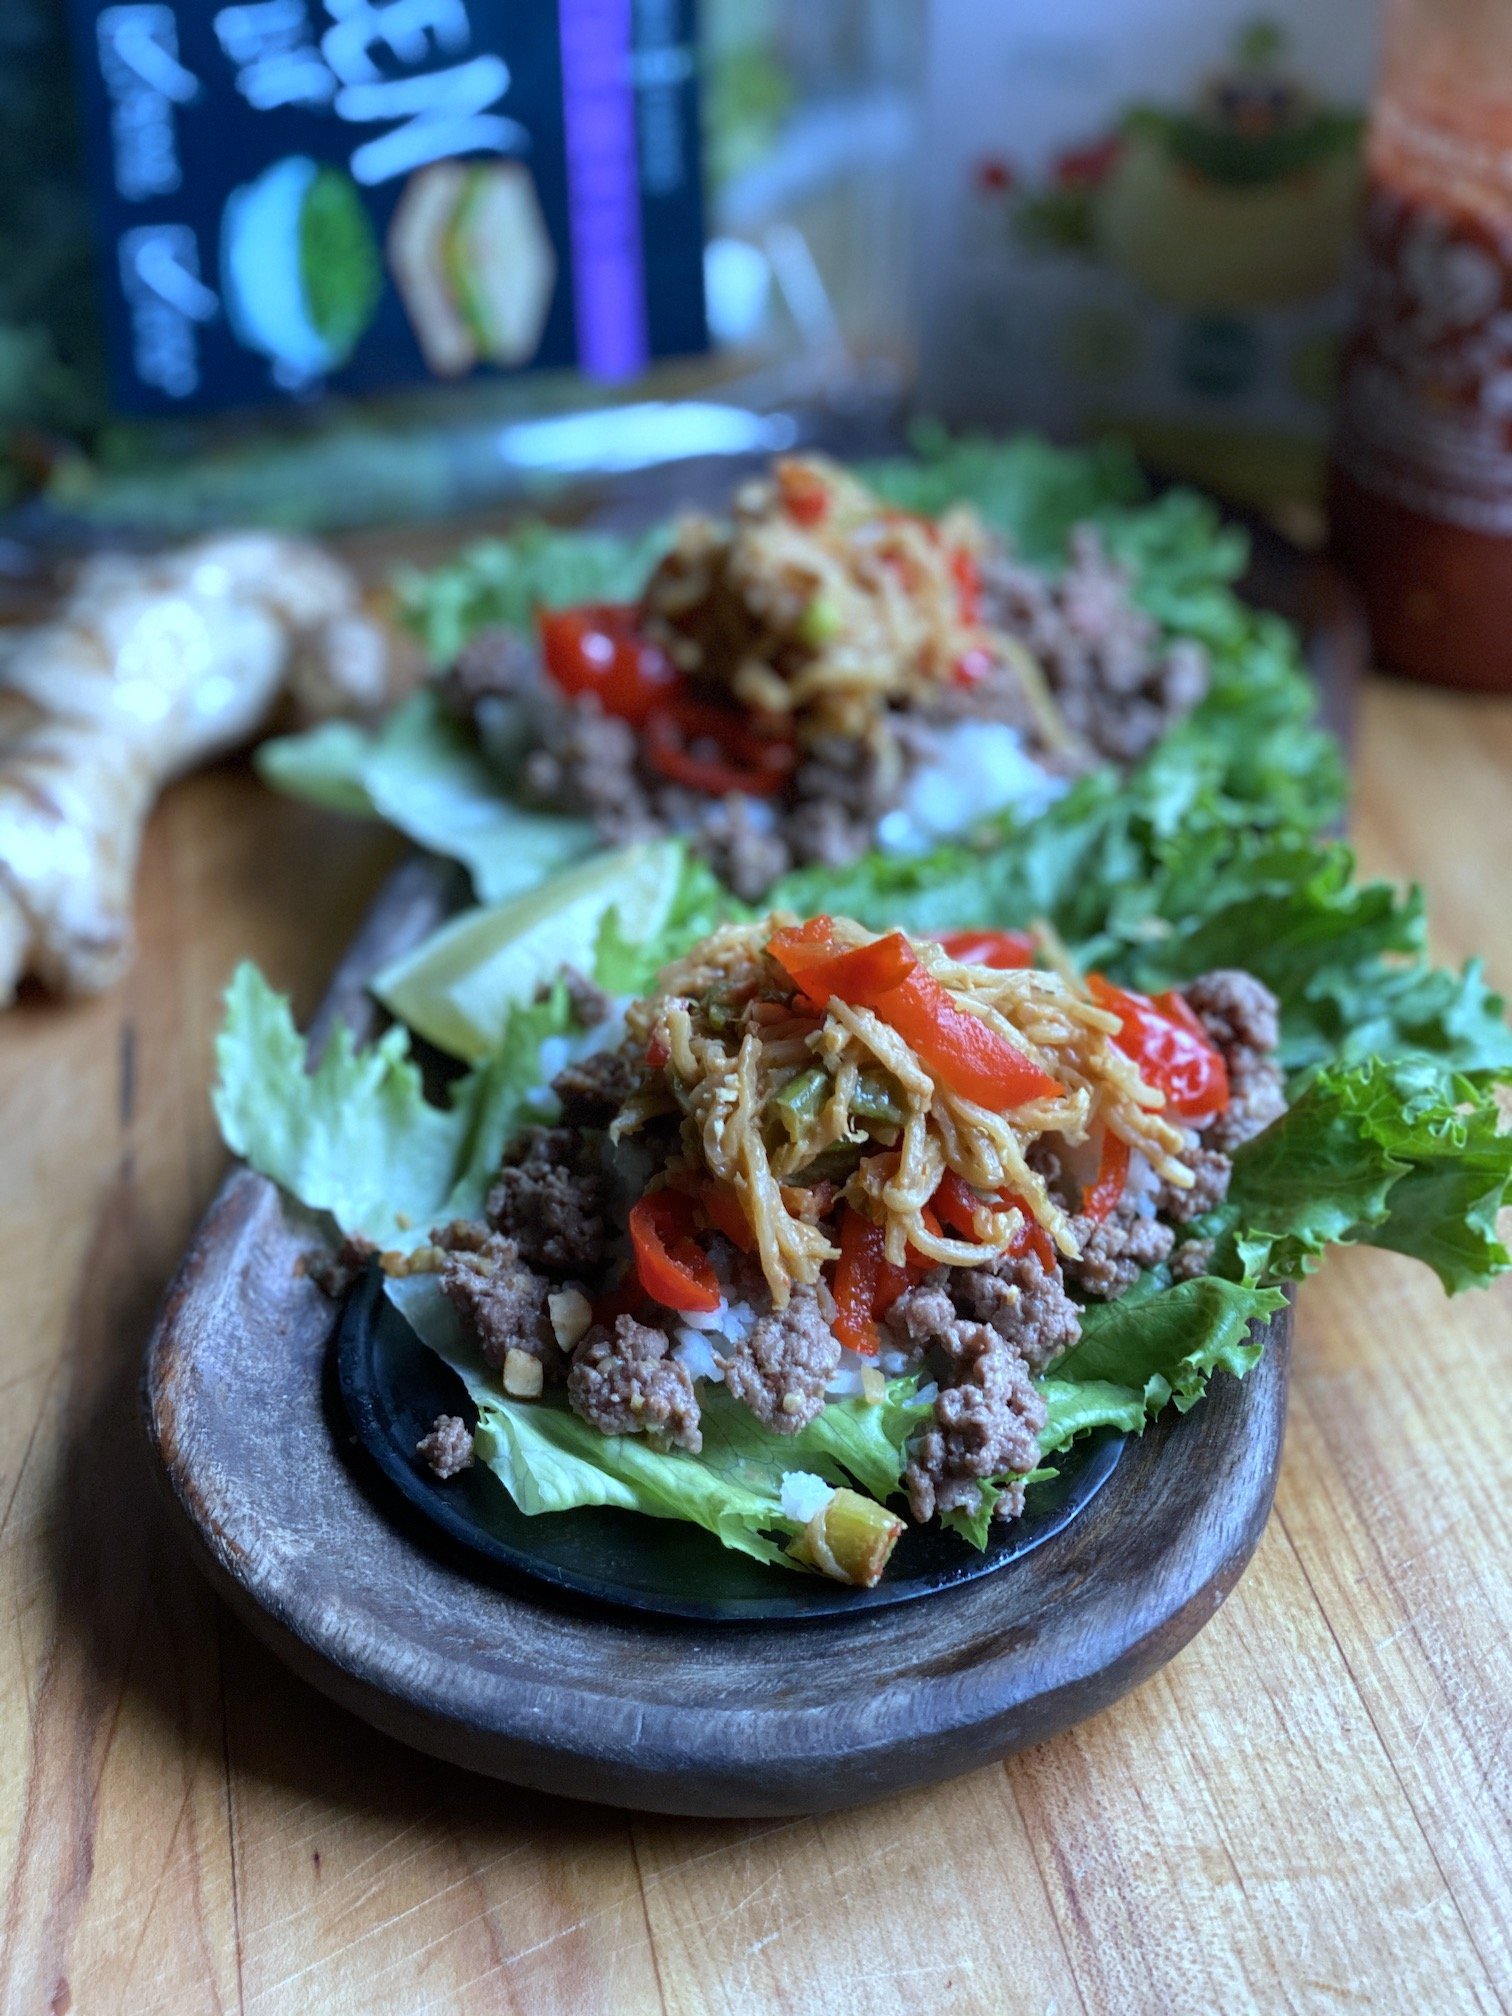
left=0, top=0, right=920, bottom=536
left=917, top=0, right=1382, bottom=506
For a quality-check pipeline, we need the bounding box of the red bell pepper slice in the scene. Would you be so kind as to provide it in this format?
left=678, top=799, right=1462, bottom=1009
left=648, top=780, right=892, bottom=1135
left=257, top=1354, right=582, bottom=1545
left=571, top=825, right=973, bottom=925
left=1009, top=1209, right=1057, bottom=1276
left=950, top=546, right=982, bottom=626
left=876, top=967, right=1061, bottom=1112
left=937, top=928, right=1036, bottom=970
left=767, top=925, right=918, bottom=1009
left=832, top=1205, right=885, bottom=1356
left=537, top=603, right=680, bottom=724
left=767, top=922, right=1060, bottom=1112
left=1088, top=975, right=1230, bottom=1121
left=629, top=1192, right=721, bottom=1314
left=932, top=1170, right=994, bottom=1242
left=643, top=696, right=797, bottom=799
left=699, top=1180, right=755, bottom=1254
left=1081, top=1130, right=1130, bottom=1222
left=777, top=460, right=830, bottom=527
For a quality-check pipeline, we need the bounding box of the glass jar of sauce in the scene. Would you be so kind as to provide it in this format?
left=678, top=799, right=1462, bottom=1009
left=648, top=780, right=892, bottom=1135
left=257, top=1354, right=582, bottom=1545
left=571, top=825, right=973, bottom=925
left=1329, top=0, right=1512, bottom=689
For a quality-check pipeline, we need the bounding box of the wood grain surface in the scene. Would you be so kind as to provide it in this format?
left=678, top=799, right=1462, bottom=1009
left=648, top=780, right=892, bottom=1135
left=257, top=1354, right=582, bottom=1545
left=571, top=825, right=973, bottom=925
left=2, top=679, right=1511, bottom=2012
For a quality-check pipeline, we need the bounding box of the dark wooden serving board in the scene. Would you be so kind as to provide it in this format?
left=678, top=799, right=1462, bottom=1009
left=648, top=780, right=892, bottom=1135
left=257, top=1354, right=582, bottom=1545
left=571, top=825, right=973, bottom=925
left=144, top=851, right=1293, bottom=1818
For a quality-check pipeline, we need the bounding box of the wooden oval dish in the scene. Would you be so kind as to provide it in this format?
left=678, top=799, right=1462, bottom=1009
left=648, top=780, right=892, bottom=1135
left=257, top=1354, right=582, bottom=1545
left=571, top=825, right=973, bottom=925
left=144, top=853, right=1293, bottom=1818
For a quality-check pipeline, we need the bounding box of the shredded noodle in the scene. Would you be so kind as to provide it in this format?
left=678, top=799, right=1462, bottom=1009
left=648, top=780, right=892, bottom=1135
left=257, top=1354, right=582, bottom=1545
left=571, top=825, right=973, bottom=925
left=615, top=914, right=1194, bottom=1306
left=639, top=456, right=1079, bottom=756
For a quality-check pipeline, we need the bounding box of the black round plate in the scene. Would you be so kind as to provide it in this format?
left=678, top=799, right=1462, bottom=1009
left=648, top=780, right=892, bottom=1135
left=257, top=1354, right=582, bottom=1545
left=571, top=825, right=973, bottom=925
left=334, top=1269, right=1125, bottom=1622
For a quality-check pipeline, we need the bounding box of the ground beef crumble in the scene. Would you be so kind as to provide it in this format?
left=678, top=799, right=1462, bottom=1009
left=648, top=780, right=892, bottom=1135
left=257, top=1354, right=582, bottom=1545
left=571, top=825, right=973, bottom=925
left=567, top=1315, right=702, bottom=1453
left=905, top=1327, right=1047, bottom=1526
left=523, top=699, right=657, bottom=846
left=980, top=527, right=1209, bottom=766
left=720, top=1286, right=841, bottom=1434
left=885, top=1250, right=1081, bottom=1375
left=1157, top=1144, right=1232, bottom=1224
left=539, top=964, right=610, bottom=1027
left=416, top=1413, right=474, bottom=1478
left=551, top=1048, right=639, bottom=1128
left=432, top=1223, right=565, bottom=1376
left=486, top=1125, right=612, bottom=1276
left=948, top=1250, right=1083, bottom=1372
left=1182, top=968, right=1280, bottom=1054
left=1171, top=1237, right=1216, bottom=1282
left=1182, top=969, right=1288, bottom=1155
left=1205, top=1054, right=1289, bottom=1156
left=1062, top=1205, right=1176, bottom=1301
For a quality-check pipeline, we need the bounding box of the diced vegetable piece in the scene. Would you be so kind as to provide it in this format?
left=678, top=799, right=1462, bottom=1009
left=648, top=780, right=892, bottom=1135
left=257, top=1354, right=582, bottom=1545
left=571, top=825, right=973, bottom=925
left=876, top=968, right=1062, bottom=1112
left=629, top=1192, right=721, bottom=1313
left=772, top=1060, right=903, bottom=1135
left=770, top=1064, right=829, bottom=1139
left=852, top=1068, right=904, bottom=1127
left=788, top=1487, right=905, bottom=1587
left=798, top=593, right=843, bottom=646
left=538, top=603, right=679, bottom=723
left=1082, top=1131, right=1130, bottom=1222
left=938, top=928, right=1036, bottom=970
left=1088, top=975, right=1229, bottom=1121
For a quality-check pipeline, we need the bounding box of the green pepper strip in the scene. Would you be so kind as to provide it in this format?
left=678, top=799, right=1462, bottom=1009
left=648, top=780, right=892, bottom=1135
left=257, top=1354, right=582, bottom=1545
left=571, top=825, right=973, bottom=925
left=769, top=1065, right=904, bottom=1143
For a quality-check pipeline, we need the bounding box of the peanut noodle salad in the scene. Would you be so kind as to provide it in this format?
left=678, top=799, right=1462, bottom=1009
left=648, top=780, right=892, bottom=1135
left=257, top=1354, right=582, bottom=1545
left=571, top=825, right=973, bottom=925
left=436, top=456, right=1203, bottom=899
left=260, top=435, right=1218, bottom=907
left=293, top=911, right=1282, bottom=1589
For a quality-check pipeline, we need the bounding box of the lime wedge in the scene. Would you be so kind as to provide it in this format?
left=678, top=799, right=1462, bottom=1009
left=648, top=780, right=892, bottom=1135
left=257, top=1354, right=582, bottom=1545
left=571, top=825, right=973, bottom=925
left=373, top=840, right=680, bottom=1062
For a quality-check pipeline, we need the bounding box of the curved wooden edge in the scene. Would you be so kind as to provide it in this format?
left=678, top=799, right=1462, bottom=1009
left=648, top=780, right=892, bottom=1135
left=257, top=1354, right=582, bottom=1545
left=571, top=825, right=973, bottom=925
left=144, top=1164, right=1291, bottom=1818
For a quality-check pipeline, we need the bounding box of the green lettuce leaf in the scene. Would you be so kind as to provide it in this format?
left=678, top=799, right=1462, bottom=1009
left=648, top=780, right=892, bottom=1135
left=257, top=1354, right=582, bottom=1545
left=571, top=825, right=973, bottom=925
left=941, top=1274, right=1285, bottom=1550
left=396, top=520, right=667, bottom=665
left=1218, top=1057, right=1512, bottom=1292
left=259, top=690, right=596, bottom=904
left=254, top=718, right=379, bottom=817
left=213, top=962, right=574, bottom=1246
left=1049, top=1272, right=1283, bottom=1405
left=476, top=1378, right=929, bottom=1563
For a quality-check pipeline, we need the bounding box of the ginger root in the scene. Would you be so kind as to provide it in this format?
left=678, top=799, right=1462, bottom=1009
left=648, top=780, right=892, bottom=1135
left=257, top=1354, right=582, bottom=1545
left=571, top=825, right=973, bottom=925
left=0, top=532, right=394, bottom=1005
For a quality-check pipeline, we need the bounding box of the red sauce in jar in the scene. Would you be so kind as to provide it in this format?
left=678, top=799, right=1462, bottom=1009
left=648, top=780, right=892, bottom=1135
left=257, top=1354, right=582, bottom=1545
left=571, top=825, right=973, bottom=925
left=1329, top=5, right=1512, bottom=690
